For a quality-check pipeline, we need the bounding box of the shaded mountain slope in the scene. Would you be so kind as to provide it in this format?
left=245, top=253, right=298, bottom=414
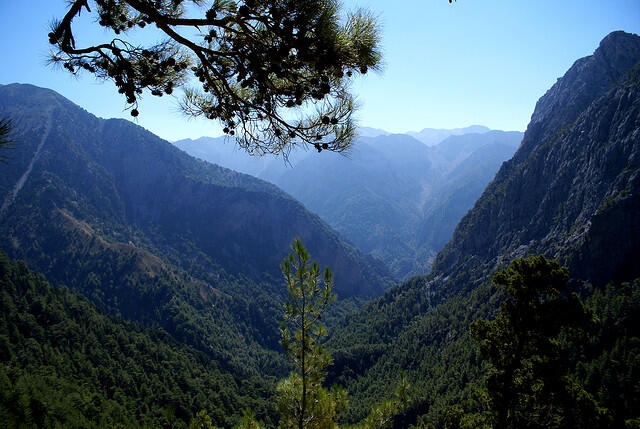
left=0, top=83, right=392, bottom=379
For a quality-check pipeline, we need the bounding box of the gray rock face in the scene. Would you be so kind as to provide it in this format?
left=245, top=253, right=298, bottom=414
left=516, top=31, right=640, bottom=164
left=432, top=30, right=640, bottom=292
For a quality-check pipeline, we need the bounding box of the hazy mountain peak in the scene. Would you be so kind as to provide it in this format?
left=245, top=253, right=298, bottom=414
left=357, top=126, right=391, bottom=138
left=406, top=125, right=491, bottom=146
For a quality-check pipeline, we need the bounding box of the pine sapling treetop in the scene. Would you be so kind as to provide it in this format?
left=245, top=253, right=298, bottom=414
left=278, top=238, right=346, bottom=429
left=49, top=0, right=382, bottom=157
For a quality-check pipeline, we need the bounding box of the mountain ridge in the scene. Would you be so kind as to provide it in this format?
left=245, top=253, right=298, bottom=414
left=0, top=82, right=392, bottom=381
left=407, top=125, right=491, bottom=146
left=0, top=82, right=391, bottom=297
left=432, top=30, right=640, bottom=290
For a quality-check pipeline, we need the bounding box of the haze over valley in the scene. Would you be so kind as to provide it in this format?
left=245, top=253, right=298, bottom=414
left=174, top=128, right=523, bottom=279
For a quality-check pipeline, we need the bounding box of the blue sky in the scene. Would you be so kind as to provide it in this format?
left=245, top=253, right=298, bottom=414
left=1, top=0, right=639, bottom=141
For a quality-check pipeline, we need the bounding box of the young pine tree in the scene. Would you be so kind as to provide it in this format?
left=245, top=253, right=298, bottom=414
left=277, top=239, right=346, bottom=429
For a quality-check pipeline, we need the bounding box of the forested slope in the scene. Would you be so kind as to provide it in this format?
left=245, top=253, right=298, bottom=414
left=0, top=251, right=277, bottom=428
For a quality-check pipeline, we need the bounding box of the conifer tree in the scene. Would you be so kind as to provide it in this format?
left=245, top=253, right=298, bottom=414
left=471, top=256, right=596, bottom=429
left=49, top=0, right=383, bottom=156
left=277, top=238, right=346, bottom=429
left=189, top=409, right=218, bottom=429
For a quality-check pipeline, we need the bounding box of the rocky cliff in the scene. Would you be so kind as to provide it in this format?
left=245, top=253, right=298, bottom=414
left=432, top=30, right=640, bottom=292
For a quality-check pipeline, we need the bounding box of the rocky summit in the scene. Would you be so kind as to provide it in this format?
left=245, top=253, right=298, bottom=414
left=432, top=30, right=640, bottom=293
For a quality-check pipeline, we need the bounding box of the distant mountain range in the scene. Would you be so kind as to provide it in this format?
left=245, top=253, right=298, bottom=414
left=357, top=126, right=391, bottom=138
left=406, top=125, right=491, bottom=146
left=175, top=128, right=523, bottom=279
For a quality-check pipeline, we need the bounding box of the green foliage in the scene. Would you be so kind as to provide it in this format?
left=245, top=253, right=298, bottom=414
left=0, top=250, right=275, bottom=428
left=326, top=251, right=639, bottom=429
left=572, top=279, right=640, bottom=428
left=347, top=373, right=412, bottom=429
left=0, top=118, right=12, bottom=161
left=438, top=405, right=491, bottom=429
left=235, top=408, right=266, bottom=429
left=471, top=256, right=596, bottom=429
left=50, top=0, right=382, bottom=154
left=280, top=239, right=335, bottom=384
left=326, top=276, right=497, bottom=426
left=189, top=409, right=219, bottom=429
left=277, top=375, right=347, bottom=429
left=277, top=238, right=346, bottom=429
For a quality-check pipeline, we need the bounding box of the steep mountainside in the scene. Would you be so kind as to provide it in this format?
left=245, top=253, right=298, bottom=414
left=326, top=31, right=640, bottom=425
left=176, top=130, right=522, bottom=279
left=0, top=83, right=391, bottom=378
left=433, top=30, right=640, bottom=290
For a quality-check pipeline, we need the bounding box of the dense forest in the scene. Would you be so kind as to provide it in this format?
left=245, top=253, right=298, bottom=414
left=0, top=250, right=277, bottom=428
left=326, top=261, right=640, bottom=428
left=2, top=249, right=638, bottom=428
